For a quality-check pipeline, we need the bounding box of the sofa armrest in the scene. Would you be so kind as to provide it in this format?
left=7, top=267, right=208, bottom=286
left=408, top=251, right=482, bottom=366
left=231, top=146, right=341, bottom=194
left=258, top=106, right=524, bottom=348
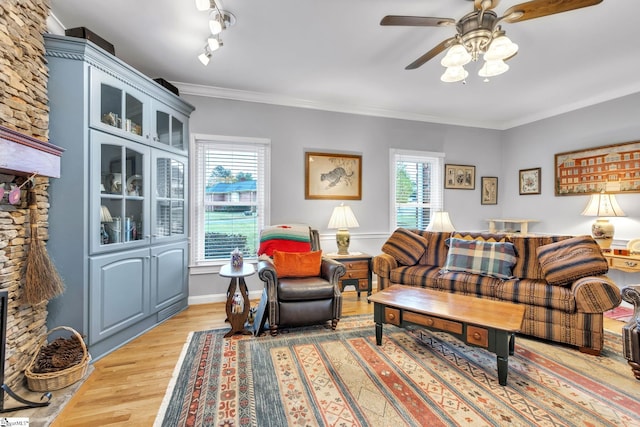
left=372, top=253, right=398, bottom=291
left=572, top=276, right=622, bottom=313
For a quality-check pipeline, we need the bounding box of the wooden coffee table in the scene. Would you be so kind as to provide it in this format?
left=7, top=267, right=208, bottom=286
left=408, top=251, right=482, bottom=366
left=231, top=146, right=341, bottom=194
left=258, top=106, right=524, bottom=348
left=368, top=285, right=525, bottom=386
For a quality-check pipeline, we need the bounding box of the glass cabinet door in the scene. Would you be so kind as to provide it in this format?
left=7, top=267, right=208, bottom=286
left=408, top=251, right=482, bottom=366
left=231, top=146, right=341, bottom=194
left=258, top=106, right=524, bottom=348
left=91, top=130, right=150, bottom=254
left=152, top=152, right=187, bottom=243
left=153, top=106, right=187, bottom=152
left=91, top=68, right=149, bottom=142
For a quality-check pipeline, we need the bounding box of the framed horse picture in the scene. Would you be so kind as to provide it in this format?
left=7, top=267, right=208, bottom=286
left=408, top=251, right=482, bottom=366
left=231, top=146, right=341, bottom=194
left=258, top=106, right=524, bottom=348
left=305, top=152, right=362, bottom=200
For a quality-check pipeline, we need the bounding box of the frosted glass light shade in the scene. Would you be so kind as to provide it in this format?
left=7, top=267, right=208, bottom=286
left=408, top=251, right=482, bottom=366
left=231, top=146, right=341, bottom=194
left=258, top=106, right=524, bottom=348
left=208, top=37, right=220, bottom=51
left=441, top=44, right=472, bottom=67
left=198, top=51, right=211, bottom=65
left=209, top=13, right=223, bottom=35
left=195, top=0, right=214, bottom=11
left=484, top=35, right=519, bottom=61
left=478, top=59, right=509, bottom=77
left=440, top=66, right=468, bottom=83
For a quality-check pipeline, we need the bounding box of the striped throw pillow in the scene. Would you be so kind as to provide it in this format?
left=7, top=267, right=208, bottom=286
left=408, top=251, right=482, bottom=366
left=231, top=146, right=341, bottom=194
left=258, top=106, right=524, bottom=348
left=442, top=237, right=517, bottom=280
left=536, top=235, right=608, bottom=286
left=381, top=228, right=428, bottom=266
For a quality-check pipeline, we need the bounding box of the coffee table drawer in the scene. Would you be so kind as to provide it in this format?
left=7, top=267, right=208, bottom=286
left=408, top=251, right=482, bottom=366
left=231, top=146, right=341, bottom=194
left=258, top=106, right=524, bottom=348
left=404, top=311, right=463, bottom=335
left=385, top=307, right=401, bottom=326
left=467, top=325, right=489, bottom=348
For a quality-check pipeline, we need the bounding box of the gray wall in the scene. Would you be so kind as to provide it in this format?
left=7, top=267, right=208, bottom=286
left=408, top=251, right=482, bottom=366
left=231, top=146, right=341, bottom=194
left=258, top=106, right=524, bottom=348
left=185, top=92, right=640, bottom=301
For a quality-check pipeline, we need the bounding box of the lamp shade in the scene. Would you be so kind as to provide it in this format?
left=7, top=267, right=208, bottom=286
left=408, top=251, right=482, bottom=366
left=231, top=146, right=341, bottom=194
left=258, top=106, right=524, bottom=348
left=581, top=192, right=626, bottom=217
left=195, top=0, right=215, bottom=11
left=100, top=205, right=113, bottom=222
left=426, top=211, right=455, bottom=232
left=440, top=66, right=468, bottom=83
left=441, top=44, right=472, bottom=67
left=328, top=204, right=360, bottom=229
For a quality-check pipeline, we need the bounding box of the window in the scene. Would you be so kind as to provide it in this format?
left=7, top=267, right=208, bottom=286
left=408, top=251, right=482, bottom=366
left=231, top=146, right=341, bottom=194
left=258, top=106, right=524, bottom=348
left=390, top=149, right=444, bottom=230
left=191, top=135, right=270, bottom=265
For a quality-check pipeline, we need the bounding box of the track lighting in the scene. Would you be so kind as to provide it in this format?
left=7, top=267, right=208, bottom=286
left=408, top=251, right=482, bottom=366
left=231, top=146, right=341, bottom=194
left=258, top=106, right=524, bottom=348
left=195, top=0, right=235, bottom=65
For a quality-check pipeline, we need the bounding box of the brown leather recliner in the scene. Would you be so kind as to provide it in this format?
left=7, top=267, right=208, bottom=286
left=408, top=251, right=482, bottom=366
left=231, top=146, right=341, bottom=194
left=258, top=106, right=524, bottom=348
left=257, top=229, right=346, bottom=335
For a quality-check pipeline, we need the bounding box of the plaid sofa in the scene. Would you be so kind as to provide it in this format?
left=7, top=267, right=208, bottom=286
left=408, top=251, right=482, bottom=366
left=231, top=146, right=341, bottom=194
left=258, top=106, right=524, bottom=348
left=372, top=229, right=622, bottom=354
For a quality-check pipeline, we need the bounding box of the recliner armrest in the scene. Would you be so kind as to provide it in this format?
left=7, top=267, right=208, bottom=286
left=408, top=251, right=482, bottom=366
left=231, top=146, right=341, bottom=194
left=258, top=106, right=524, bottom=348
left=320, top=257, right=346, bottom=284
left=622, top=285, right=640, bottom=326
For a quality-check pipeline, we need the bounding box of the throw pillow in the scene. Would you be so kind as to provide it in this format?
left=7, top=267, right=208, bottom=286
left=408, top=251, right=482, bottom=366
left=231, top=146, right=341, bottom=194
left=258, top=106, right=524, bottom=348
left=257, top=224, right=312, bottom=256
left=381, top=228, right=428, bottom=266
left=442, top=237, right=517, bottom=279
left=536, top=235, right=608, bottom=286
left=273, top=250, right=322, bottom=278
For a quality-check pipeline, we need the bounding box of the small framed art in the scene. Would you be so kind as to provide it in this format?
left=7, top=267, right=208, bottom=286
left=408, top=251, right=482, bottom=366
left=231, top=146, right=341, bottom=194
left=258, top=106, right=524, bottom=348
left=305, top=152, right=362, bottom=200
left=481, top=176, right=498, bottom=205
left=445, top=164, right=475, bottom=190
left=519, top=167, right=541, bottom=195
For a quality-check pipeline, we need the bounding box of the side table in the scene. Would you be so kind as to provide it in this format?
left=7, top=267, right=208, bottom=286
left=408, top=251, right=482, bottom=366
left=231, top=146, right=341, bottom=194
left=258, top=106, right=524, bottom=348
left=603, top=252, right=640, bottom=273
left=326, top=252, right=372, bottom=302
left=220, top=263, right=255, bottom=338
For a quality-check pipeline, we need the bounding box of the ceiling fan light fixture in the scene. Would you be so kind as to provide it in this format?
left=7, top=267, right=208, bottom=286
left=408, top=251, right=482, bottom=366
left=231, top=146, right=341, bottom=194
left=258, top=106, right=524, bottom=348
left=440, top=44, right=472, bottom=67
left=484, top=34, right=519, bottom=61
left=441, top=66, right=468, bottom=83
left=478, top=59, right=509, bottom=78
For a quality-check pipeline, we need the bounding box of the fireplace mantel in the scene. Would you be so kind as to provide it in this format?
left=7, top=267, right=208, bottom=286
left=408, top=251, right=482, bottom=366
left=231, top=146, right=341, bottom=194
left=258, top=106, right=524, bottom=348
left=0, top=125, right=64, bottom=178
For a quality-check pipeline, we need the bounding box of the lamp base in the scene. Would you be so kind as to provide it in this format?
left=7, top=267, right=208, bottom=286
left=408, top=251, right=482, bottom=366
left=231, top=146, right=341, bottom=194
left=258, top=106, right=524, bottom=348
left=336, top=229, right=351, bottom=255
left=592, top=219, right=614, bottom=249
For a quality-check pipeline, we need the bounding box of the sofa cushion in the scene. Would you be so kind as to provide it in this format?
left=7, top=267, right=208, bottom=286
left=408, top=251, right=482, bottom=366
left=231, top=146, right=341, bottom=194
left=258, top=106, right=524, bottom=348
left=417, top=231, right=450, bottom=267
left=438, top=270, right=503, bottom=298
left=381, top=228, right=428, bottom=266
left=496, top=278, right=576, bottom=312
left=273, top=250, right=322, bottom=278
left=389, top=265, right=442, bottom=288
left=536, top=235, right=608, bottom=286
left=442, top=238, right=517, bottom=279
left=258, top=224, right=312, bottom=256
left=510, top=235, right=571, bottom=280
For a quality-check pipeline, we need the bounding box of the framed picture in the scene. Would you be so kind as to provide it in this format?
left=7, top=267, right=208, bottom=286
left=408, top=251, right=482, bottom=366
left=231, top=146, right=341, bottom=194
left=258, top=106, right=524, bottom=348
left=444, top=164, right=475, bottom=190
left=305, top=152, right=362, bottom=200
left=481, top=176, right=498, bottom=205
left=519, top=167, right=541, bottom=195
left=554, top=140, right=640, bottom=196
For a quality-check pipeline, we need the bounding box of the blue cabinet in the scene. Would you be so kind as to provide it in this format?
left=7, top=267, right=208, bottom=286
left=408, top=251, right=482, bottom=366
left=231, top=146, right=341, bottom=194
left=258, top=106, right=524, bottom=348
left=45, top=34, right=194, bottom=360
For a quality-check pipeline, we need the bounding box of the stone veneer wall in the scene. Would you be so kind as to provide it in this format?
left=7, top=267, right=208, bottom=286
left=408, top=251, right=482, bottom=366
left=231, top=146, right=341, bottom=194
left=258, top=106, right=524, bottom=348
left=0, top=0, right=53, bottom=391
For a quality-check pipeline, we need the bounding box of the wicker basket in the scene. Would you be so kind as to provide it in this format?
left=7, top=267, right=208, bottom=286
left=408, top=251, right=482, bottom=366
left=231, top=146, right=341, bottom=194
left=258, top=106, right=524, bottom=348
left=25, top=326, right=91, bottom=391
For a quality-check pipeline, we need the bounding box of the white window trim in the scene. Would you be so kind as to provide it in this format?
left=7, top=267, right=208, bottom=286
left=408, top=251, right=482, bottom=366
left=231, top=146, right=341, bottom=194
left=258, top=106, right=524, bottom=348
left=189, top=133, right=271, bottom=270
left=389, top=148, right=445, bottom=231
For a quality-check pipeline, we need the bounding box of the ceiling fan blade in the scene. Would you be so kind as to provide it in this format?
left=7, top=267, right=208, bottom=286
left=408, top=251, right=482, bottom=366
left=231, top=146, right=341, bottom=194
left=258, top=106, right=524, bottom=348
left=380, top=15, right=455, bottom=27
left=502, top=0, right=603, bottom=23
left=474, top=0, right=501, bottom=11
left=405, top=37, right=457, bottom=70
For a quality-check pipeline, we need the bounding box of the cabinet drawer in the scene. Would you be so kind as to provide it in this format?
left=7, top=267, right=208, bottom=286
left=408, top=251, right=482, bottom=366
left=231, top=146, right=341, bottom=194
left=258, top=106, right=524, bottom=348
left=344, top=260, right=369, bottom=270
left=357, top=279, right=370, bottom=290
left=343, top=268, right=369, bottom=280
left=403, top=311, right=463, bottom=334
left=384, top=307, right=401, bottom=326
left=467, top=325, right=489, bottom=348
left=610, top=257, right=640, bottom=272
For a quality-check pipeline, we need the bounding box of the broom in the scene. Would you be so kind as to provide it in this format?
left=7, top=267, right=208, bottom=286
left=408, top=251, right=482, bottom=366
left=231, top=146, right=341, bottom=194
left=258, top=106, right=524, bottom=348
left=25, top=181, right=65, bottom=304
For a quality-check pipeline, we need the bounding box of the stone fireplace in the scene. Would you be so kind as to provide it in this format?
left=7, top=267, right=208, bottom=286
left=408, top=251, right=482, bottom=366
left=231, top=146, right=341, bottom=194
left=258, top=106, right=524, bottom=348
left=0, top=0, right=64, bottom=398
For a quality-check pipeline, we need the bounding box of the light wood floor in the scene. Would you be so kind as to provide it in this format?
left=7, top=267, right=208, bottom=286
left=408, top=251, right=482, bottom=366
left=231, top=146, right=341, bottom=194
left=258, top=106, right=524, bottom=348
left=51, top=292, right=625, bottom=427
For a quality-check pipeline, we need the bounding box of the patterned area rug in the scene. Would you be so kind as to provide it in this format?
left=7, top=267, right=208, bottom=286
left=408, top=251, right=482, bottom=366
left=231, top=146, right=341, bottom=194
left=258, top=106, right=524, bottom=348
left=605, top=306, right=634, bottom=323
left=154, top=316, right=640, bottom=427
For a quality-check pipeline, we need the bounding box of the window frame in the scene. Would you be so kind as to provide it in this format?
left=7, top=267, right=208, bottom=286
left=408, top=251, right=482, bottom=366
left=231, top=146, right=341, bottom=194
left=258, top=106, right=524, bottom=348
left=389, top=148, right=445, bottom=231
left=190, top=133, right=271, bottom=271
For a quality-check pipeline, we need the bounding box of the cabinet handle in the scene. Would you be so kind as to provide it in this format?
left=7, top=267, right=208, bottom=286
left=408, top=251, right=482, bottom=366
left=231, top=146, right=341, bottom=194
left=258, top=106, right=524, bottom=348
left=625, top=261, right=638, bottom=267
left=472, top=332, right=481, bottom=340
left=388, top=313, right=395, bottom=321
left=425, top=318, right=434, bottom=326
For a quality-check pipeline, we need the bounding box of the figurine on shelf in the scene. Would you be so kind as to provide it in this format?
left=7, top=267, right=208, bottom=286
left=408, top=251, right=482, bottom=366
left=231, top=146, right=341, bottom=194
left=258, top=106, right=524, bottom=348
left=231, top=292, right=244, bottom=314
left=231, top=248, right=243, bottom=270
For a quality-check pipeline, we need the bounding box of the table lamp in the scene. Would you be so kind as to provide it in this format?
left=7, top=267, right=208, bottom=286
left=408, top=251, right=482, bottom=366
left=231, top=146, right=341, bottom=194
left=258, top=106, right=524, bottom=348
left=328, top=204, right=359, bottom=255
left=425, top=211, right=455, bottom=232
left=581, top=190, right=625, bottom=249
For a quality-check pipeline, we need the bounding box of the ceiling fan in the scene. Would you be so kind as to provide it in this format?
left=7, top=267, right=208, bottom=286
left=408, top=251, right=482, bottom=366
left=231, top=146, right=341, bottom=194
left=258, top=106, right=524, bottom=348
left=381, top=0, right=603, bottom=82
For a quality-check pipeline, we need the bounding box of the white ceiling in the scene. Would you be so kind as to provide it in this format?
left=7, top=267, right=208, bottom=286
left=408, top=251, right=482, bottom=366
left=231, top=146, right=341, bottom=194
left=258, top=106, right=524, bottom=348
left=49, top=0, right=640, bottom=130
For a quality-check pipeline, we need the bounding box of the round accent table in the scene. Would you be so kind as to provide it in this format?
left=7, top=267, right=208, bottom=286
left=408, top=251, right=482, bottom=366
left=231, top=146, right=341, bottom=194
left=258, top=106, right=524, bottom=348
left=220, top=263, right=255, bottom=338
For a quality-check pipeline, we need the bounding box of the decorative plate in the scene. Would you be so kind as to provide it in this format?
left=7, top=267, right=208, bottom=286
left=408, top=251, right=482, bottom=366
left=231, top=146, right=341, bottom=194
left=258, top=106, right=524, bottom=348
left=126, top=175, right=142, bottom=196
left=627, top=238, right=640, bottom=255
